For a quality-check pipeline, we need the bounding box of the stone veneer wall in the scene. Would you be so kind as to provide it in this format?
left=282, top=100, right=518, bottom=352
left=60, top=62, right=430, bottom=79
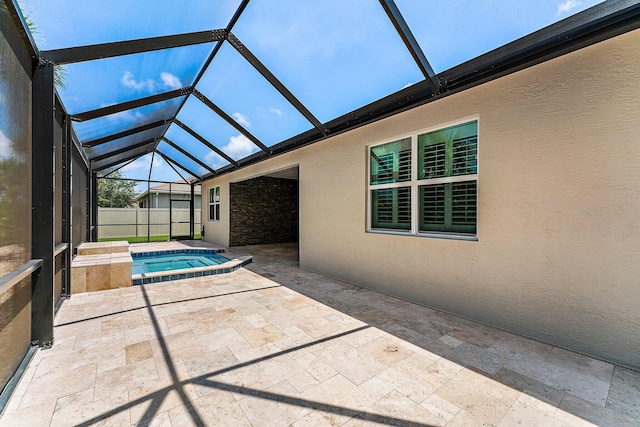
left=229, top=177, right=298, bottom=246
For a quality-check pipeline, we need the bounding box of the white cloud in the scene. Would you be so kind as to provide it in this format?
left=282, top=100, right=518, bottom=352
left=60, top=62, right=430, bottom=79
left=160, top=72, right=181, bottom=90
left=402, top=82, right=414, bottom=89
left=106, top=109, right=145, bottom=124
left=120, top=154, right=168, bottom=182
left=232, top=112, right=251, bottom=128
left=258, top=107, right=284, bottom=119
left=121, top=71, right=156, bottom=92
left=557, top=0, right=582, bottom=15
left=121, top=156, right=150, bottom=172
left=204, top=135, right=258, bottom=167
left=121, top=71, right=182, bottom=92
left=222, top=134, right=258, bottom=159
left=204, top=150, right=226, bottom=169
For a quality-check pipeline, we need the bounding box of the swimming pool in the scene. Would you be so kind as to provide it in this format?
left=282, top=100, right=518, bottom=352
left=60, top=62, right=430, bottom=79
left=132, top=252, right=229, bottom=274
left=130, top=249, right=252, bottom=285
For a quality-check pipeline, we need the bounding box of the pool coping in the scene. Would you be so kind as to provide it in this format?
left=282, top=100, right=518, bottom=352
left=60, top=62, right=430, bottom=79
left=131, top=249, right=252, bottom=285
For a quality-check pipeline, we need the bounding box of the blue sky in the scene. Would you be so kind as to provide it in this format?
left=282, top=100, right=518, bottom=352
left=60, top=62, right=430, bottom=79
left=21, top=0, right=605, bottom=187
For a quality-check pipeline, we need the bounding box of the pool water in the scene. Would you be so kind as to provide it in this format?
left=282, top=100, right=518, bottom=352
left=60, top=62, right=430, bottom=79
left=132, top=253, right=229, bottom=274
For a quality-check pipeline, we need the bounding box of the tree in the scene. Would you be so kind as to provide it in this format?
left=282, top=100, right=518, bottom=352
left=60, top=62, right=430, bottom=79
left=98, top=171, right=138, bottom=207
left=21, top=6, right=67, bottom=88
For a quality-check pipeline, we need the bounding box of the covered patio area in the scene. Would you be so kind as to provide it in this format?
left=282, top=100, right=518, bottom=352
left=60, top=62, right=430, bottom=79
left=2, top=243, right=638, bottom=426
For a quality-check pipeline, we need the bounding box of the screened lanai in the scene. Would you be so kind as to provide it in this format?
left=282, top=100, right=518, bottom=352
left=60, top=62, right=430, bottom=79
left=2, top=0, right=640, bottom=420
left=15, top=0, right=639, bottom=184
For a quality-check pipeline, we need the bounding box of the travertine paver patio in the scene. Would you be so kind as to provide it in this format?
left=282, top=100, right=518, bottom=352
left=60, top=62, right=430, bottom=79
left=2, top=242, right=639, bottom=426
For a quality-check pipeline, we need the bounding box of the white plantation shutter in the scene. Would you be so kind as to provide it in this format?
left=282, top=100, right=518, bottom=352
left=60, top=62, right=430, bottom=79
left=452, top=136, right=478, bottom=176
left=421, top=142, right=446, bottom=179
left=420, top=181, right=476, bottom=233
left=369, top=120, right=477, bottom=236
left=451, top=181, right=477, bottom=230
left=420, top=184, right=445, bottom=228
left=397, top=149, right=412, bottom=182
left=371, top=187, right=411, bottom=230
left=208, top=187, right=220, bottom=221
left=418, top=121, right=477, bottom=234
left=370, top=137, right=412, bottom=185
left=376, top=153, right=394, bottom=183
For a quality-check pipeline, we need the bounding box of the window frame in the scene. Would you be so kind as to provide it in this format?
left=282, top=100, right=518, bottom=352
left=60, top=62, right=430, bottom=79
left=208, top=186, right=220, bottom=222
left=366, top=117, right=479, bottom=241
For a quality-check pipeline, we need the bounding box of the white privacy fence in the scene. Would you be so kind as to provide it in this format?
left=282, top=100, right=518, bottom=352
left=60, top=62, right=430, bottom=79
left=98, top=208, right=201, bottom=239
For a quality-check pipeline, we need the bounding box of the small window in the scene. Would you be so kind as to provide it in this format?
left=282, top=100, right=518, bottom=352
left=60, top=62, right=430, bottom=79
left=370, top=137, right=412, bottom=185
left=418, top=121, right=477, bottom=179
left=368, top=120, right=478, bottom=238
left=371, top=187, right=412, bottom=230
left=418, top=121, right=478, bottom=234
left=208, top=186, right=220, bottom=221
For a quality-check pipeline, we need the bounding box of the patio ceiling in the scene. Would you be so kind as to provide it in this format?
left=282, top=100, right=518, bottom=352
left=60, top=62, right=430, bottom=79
left=14, top=0, right=640, bottom=182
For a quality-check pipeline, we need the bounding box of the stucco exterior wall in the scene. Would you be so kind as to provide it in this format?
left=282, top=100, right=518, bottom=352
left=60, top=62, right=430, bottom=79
left=202, top=29, right=640, bottom=369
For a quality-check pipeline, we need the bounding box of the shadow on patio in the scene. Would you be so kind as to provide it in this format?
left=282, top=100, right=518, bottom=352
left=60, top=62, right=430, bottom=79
left=2, top=242, right=638, bottom=426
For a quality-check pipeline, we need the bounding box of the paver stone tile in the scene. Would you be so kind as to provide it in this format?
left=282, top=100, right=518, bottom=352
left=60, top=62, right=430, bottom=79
left=50, top=387, right=131, bottom=427
left=435, top=368, right=520, bottom=425
left=311, top=339, right=387, bottom=385
left=605, top=366, right=640, bottom=420
left=238, top=380, right=313, bottom=427
left=167, top=389, right=252, bottom=426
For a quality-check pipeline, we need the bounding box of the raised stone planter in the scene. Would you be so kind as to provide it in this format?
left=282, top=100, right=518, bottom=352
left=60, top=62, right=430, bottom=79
left=77, top=241, right=129, bottom=256
left=71, top=241, right=132, bottom=293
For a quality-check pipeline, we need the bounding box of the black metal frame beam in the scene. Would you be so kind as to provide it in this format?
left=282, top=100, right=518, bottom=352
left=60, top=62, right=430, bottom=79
left=439, top=0, right=640, bottom=92
left=227, top=32, right=326, bottom=136
left=192, top=89, right=270, bottom=154
left=172, top=119, right=238, bottom=167
left=190, top=183, right=196, bottom=239
left=165, top=159, right=189, bottom=185
left=61, top=106, right=72, bottom=299
left=31, top=60, right=55, bottom=346
left=29, top=0, right=640, bottom=188
left=41, top=30, right=226, bottom=64
left=69, top=127, right=90, bottom=168
left=82, top=119, right=169, bottom=148
left=163, top=137, right=216, bottom=175
left=155, top=150, right=202, bottom=181
left=89, top=138, right=157, bottom=162
left=100, top=156, right=139, bottom=178
left=92, top=147, right=152, bottom=172
left=147, top=152, right=156, bottom=182
left=84, top=158, right=91, bottom=243
left=153, top=0, right=252, bottom=161
left=90, top=172, right=98, bottom=241
left=200, top=0, right=640, bottom=181
left=75, top=0, right=253, bottom=175
left=71, top=87, right=190, bottom=122
left=4, top=0, right=39, bottom=70
left=99, top=176, right=172, bottom=183
left=379, top=0, right=439, bottom=92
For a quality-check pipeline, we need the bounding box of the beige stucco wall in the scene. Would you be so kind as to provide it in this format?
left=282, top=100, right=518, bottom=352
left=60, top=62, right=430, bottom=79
left=202, top=29, right=640, bottom=369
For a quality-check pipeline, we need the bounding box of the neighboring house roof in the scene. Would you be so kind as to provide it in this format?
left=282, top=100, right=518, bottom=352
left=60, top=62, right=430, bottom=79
left=135, top=181, right=201, bottom=202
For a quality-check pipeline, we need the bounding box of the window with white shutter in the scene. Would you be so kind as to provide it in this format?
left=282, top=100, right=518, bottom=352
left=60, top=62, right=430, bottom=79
left=418, top=121, right=477, bottom=234
left=371, top=187, right=411, bottom=230
left=370, top=137, right=412, bottom=185
left=208, top=186, right=220, bottom=221
left=368, top=119, right=478, bottom=238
